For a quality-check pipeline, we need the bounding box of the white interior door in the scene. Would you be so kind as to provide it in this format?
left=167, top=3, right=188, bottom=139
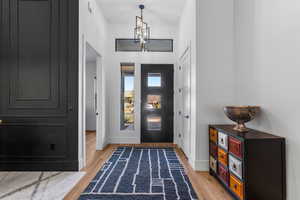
left=96, top=55, right=104, bottom=150
left=180, top=47, right=191, bottom=158
left=177, top=65, right=184, bottom=149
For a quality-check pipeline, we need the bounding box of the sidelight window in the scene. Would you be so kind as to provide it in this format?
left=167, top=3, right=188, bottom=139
left=120, top=63, right=135, bottom=130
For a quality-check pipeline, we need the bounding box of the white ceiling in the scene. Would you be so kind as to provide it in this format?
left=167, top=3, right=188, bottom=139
left=96, top=0, right=187, bottom=25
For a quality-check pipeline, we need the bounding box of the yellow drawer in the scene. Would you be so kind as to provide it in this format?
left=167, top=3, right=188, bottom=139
left=218, top=148, right=228, bottom=166
left=209, top=128, right=218, bottom=143
left=230, top=174, right=244, bottom=200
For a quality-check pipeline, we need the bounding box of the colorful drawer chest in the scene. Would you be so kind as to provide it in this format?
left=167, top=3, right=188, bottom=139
left=209, top=125, right=286, bottom=200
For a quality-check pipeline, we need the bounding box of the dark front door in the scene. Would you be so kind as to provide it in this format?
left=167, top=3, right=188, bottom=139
left=0, top=0, right=78, bottom=170
left=141, top=64, right=174, bottom=143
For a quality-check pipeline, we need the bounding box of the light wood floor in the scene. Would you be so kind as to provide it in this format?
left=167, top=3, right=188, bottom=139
left=64, top=132, right=232, bottom=200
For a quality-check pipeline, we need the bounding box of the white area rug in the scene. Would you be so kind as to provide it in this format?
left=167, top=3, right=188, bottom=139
left=0, top=172, right=85, bottom=200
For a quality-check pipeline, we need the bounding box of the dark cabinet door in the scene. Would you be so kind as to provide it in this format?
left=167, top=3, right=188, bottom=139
left=141, top=64, right=174, bottom=143
left=0, top=0, right=78, bottom=171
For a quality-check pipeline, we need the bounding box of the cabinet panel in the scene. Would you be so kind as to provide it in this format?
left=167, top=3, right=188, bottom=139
left=218, top=148, right=228, bottom=166
left=0, top=0, right=78, bottom=170
left=210, top=142, right=218, bottom=159
left=218, top=164, right=229, bottom=185
left=0, top=124, right=67, bottom=158
left=209, top=128, right=218, bottom=143
left=229, top=155, right=243, bottom=180
left=218, top=131, right=228, bottom=150
left=230, top=174, right=244, bottom=200
left=210, top=156, right=217, bottom=173
left=229, top=137, right=243, bottom=158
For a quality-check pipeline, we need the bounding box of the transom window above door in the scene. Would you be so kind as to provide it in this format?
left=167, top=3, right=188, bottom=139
left=115, top=39, right=173, bottom=52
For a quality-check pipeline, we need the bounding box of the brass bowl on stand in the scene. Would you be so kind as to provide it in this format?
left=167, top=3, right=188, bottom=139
left=224, top=106, right=260, bottom=132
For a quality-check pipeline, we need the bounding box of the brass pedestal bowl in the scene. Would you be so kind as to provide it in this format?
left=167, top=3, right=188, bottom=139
left=224, top=106, right=260, bottom=132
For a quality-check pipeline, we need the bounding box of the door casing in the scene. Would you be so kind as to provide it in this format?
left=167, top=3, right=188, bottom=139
left=79, top=40, right=105, bottom=169
left=178, top=46, right=192, bottom=159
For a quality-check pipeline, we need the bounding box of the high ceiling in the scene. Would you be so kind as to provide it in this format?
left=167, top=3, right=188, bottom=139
left=96, top=0, right=187, bottom=25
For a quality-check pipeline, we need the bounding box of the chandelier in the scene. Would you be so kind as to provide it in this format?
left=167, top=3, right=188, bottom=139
left=134, top=5, right=150, bottom=51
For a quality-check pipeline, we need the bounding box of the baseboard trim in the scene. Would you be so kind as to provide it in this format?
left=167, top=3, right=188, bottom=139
left=109, top=137, right=140, bottom=144
left=0, top=160, right=79, bottom=171
left=189, top=159, right=209, bottom=171
left=100, top=139, right=109, bottom=150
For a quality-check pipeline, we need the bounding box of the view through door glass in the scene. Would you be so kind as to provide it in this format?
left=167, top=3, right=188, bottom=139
left=141, top=64, right=174, bottom=143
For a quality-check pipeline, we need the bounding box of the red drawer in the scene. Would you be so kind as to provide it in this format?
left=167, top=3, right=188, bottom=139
left=210, top=142, right=218, bottom=158
left=218, top=164, right=229, bottom=185
left=229, top=137, right=243, bottom=158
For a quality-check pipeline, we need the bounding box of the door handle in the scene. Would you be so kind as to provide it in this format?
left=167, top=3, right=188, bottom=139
left=184, top=115, right=190, bottom=119
left=0, top=120, right=2, bottom=124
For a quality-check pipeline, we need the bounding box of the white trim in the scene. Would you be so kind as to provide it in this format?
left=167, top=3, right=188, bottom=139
left=95, top=54, right=106, bottom=150
left=109, top=137, right=140, bottom=144
left=79, top=35, right=105, bottom=170
left=78, top=34, right=86, bottom=170
left=176, top=42, right=192, bottom=159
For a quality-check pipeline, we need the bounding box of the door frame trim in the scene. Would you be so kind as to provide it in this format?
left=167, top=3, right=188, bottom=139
left=78, top=37, right=105, bottom=170
left=178, top=43, right=192, bottom=159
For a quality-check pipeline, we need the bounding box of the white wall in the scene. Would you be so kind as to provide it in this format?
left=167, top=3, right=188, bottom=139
left=78, top=0, right=109, bottom=169
left=235, top=0, right=300, bottom=199
left=194, top=0, right=235, bottom=170
left=177, top=0, right=235, bottom=170
left=85, top=61, right=97, bottom=131
left=106, top=23, right=178, bottom=144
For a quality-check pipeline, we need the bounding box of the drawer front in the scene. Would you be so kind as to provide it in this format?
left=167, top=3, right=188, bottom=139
left=229, top=137, right=243, bottom=158
left=230, top=174, right=244, bottom=200
left=218, top=164, right=229, bottom=185
left=218, top=132, right=228, bottom=150
left=229, top=155, right=243, bottom=179
left=210, top=156, right=217, bottom=173
left=210, top=142, right=218, bottom=158
left=209, top=128, right=218, bottom=143
left=218, top=148, right=228, bottom=166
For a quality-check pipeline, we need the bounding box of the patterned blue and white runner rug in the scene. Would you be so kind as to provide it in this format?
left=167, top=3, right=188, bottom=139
left=79, top=147, right=198, bottom=200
